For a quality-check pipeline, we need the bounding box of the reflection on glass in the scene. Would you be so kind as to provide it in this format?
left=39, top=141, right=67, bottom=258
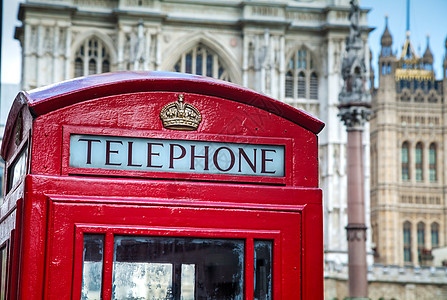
left=254, top=240, right=273, bottom=300
left=0, top=246, right=7, bottom=300
left=181, top=264, right=195, bottom=300
left=113, top=262, right=172, bottom=299
left=8, top=146, right=28, bottom=192
left=81, top=235, right=104, bottom=300
left=112, top=236, right=244, bottom=300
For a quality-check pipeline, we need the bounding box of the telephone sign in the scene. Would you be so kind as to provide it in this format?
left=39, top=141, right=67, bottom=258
left=69, top=134, right=285, bottom=177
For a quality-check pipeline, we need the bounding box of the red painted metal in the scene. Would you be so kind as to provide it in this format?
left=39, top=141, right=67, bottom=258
left=0, top=71, right=324, bottom=299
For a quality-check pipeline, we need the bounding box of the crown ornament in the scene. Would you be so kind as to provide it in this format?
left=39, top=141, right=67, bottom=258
left=160, top=94, right=202, bottom=131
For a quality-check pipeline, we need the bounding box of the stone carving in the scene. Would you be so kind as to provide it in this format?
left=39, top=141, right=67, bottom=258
left=346, top=224, right=367, bottom=241
left=338, top=0, right=371, bottom=128
left=133, top=20, right=145, bottom=68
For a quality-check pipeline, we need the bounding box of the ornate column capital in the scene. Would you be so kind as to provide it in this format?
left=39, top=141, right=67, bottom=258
left=338, top=103, right=371, bottom=130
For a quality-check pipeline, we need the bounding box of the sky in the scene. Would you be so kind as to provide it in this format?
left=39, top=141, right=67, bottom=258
left=363, top=0, right=447, bottom=86
left=1, top=0, right=447, bottom=85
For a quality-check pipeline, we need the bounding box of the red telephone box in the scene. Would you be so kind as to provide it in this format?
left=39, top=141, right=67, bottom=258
left=0, top=71, right=324, bottom=299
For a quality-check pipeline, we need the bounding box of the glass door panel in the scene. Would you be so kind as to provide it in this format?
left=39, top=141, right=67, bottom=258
left=112, top=236, right=244, bottom=300
left=81, top=234, right=104, bottom=300
left=254, top=240, right=273, bottom=300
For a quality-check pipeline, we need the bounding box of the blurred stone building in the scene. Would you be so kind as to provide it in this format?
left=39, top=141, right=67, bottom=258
left=370, top=17, right=447, bottom=268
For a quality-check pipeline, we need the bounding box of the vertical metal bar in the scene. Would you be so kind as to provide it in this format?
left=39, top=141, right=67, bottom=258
left=102, top=232, right=114, bottom=300
left=245, top=238, right=254, bottom=300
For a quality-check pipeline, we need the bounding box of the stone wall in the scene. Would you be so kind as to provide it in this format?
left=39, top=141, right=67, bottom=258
left=325, top=262, right=447, bottom=299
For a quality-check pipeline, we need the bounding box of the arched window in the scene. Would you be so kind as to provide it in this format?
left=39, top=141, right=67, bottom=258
left=415, top=142, right=423, bottom=181
left=431, top=222, right=439, bottom=248
left=403, top=221, right=412, bottom=262
left=401, top=142, right=410, bottom=181
left=386, top=63, right=391, bottom=74
left=429, top=143, right=437, bottom=182
left=417, top=222, right=425, bottom=261
left=381, top=62, right=386, bottom=75
left=284, top=48, right=318, bottom=99
left=173, top=44, right=231, bottom=81
left=74, top=37, right=111, bottom=77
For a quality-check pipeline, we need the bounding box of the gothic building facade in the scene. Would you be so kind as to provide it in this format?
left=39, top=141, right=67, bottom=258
left=370, top=18, right=447, bottom=267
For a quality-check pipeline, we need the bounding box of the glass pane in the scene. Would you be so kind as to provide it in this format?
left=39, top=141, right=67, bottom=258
left=181, top=264, right=195, bottom=300
left=112, top=236, right=244, bottom=300
left=88, top=59, right=96, bottom=75
left=404, top=247, right=411, bottom=262
left=102, top=60, right=110, bottom=73
left=113, top=262, right=172, bottom=299
left=402, top=145, right=408, bottom=163
left=310, top=73, right=318, bottom=100
left=288, top=58, right=294, bottom=70
left=82, top=235, right=104, bottom=300
left=432, top=230, right=439, bottom=247
left=297, top=73, right=306, bottom=98
left=0, top=246, right=7, bottom=300
left=417, top=223, right=425, bottom=246
left=415, top=146, right=422, bottom=163
left=430, top=169, right=437, bottom=182
left=185, top=53, right=192, bottom=74
left=196, top=54, right=202, bottom=75
left=75, top=58, right=83, bottom=77
left=285, top=76, right=293, bottom=98
left=429, top=146, right=436, bottom=164
left=206, top=55, right=213, bottom=77
left=254, top=240, right=272, bottom=300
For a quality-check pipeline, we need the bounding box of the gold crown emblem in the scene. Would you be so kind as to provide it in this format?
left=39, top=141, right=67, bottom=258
left=160, top=94, right=202, bottom=131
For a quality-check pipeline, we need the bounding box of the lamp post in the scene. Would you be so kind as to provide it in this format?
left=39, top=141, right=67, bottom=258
left=338, top=0, right=371, bottom=299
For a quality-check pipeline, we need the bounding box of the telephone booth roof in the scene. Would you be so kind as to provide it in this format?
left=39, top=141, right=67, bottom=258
left=1, top=71, right=324, bottom=159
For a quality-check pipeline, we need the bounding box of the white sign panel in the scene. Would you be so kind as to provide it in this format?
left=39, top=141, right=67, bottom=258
left=69, top=134, right=285, bottom=177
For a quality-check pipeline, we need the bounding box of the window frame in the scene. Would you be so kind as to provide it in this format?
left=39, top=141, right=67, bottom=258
left=401, top=141, right=410, bottom=181
left=431, top=222, right=439, bottom=248
left=173, top=44, right=231, bottom=81
left=429, top=143, right=437, bottom=182
left=403, top=221, right=412, bottom=263
left=74, top=37, right=111, bottom=78
left=284, top=48, right=318, bottom=100
left=0, top=241, right=9, bottom=300
left=415, top=142, right=423, bottom=182
left=73, top=224, right=280, bottom=299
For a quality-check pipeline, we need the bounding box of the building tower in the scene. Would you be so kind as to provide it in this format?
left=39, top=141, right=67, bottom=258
left=370, top=17, right=445, bottom=266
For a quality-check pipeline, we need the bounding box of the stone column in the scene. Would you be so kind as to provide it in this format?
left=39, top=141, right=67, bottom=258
left=53, top=24, right=59, bottom=83
left=117, top=25, right=125, bottom=70
left=338, top=0, right=371, bottom=298
left=64, top=25, right=72, bottom=80
left=279, top=35, right=285, bottom=100
left=339, top=106, right=370, bottom=298
left=242, top=33, right=249, bottom=87
left=36, top=24, right=43, bottom=87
